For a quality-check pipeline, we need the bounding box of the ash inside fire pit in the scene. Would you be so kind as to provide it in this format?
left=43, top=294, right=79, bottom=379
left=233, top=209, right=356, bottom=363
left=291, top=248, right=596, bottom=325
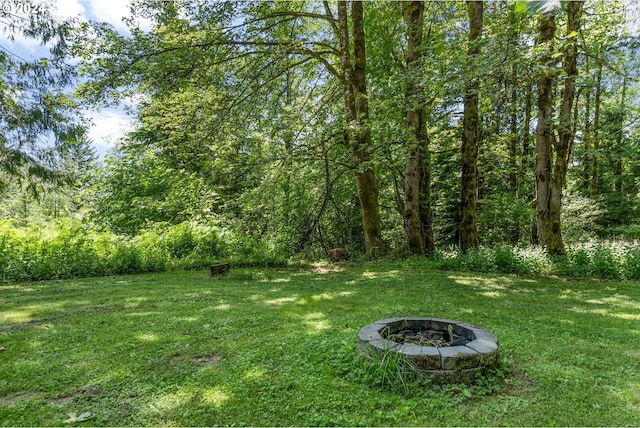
left=358, top=317, right=499, bottom=383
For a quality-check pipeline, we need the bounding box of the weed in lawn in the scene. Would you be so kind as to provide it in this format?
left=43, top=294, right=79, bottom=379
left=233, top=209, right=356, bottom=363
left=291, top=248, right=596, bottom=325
left=361, top=349, right=421, bottom=396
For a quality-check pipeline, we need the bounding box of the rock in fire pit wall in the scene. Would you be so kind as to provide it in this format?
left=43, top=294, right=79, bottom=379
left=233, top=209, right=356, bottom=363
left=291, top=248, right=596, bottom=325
left=358, top=317, right=499, bottom=384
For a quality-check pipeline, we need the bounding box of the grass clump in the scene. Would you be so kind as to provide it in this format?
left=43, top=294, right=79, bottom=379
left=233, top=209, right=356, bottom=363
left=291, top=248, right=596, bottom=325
left=361, top=350, right=421, bottom=396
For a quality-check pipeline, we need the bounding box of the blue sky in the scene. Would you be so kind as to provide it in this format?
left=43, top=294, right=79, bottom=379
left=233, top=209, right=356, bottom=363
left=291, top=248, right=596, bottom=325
left=5, top=0, right=151, bottom=159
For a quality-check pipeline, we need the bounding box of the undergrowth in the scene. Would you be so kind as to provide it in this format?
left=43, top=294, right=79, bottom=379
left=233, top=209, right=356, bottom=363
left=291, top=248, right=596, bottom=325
left=2, top=219, right=640, bottom=282
left=430, top=242, right=640, bottom=280
left=0, top=220, right=287, bottom=282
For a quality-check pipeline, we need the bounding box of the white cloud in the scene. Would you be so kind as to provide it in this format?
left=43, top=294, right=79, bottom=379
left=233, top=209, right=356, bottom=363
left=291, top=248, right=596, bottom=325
left=87, top=109, right=135, bottom=155
left=53, top=0, right=85, bottom=18
left=82, top=0, right=130, bottom=31
left=8, top=32, right=43, bottom=54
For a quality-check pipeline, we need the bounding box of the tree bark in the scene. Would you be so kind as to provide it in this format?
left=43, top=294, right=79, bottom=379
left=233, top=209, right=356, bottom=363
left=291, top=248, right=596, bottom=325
left=522, top=78, right=533, bottom=160
left=534, top=15, right=558, bottom=254
left=459, top=0, right=482, bottom=253
left=614, top=75, right=627, bottom=194
left=535, top=1, right=583, bottom=256
left=509, top=64, right=518, bottom=194
left=582, top=56, right=591, bottom=193
left=338, top=1, right=384, bottom=260
left=419, top=141, right=435, bottom=255
left=590, top=56, right=603, bottom=198
left=523, top=77, right=537, bottom=245
left=403, top=0, right=425, bottom=255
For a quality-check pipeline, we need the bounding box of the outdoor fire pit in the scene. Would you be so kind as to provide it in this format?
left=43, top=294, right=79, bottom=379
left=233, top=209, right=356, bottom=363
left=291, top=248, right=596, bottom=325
left=358, top=317, right=499, bottom=383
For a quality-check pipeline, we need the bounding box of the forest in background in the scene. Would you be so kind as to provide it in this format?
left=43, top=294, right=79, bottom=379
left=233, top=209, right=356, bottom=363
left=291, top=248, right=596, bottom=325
left=1, top=0, right=640, bottom=280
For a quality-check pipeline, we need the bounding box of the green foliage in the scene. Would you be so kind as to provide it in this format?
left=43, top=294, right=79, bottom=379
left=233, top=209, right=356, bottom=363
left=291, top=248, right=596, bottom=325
left=0, top=220, right=226, bottom=282
left=560, top=192, right=605, bottom=243
left=550, top=241, right=640, bottom=280
left=432, top=242, right=640, bottom=280
left=0, top=7, right=86, bottom=188
left=83, top=148, right=214, bottom=235
left=478, top=193, right=533, bottom=246
left=2, top=0, right=637, bottom=270
left=224, top=234, right=289, bottom=268
left=518, top=0, right=566, bottom=17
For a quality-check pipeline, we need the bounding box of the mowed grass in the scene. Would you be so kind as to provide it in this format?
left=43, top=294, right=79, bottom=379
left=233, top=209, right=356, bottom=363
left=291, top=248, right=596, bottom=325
left=1, top=263, right=639, bottom=426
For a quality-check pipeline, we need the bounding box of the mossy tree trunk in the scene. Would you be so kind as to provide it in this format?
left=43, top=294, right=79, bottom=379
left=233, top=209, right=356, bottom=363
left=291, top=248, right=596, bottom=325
left=459, top=0, right=482, bottom=253
left=535, top=1, right=583, bottom=256
left=337, top=1, right=384, bottom=260
left=403, top=0, right=433, bottom=255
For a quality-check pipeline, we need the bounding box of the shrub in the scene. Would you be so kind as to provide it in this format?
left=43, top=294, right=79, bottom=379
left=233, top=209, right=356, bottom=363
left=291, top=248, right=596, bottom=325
left=493, top=247, right=528, bottom=275
left=610, top=224, right=640, bottom=241
left=561, top=193, right=605, bottom=243
left=159, top=222, right=196, bottom=259
left=623, top=246, right=640, bottom=280
left=224, top=233, right=288, bottom=267
left=431, top=243, right=638, bottom=280
left=134, top=232, right=169, bottom=272
left=463, top=247, right=496, bottom=273
left=0, top=219, right=227, bottom=282
left=590, top=244, right=621, bottom=279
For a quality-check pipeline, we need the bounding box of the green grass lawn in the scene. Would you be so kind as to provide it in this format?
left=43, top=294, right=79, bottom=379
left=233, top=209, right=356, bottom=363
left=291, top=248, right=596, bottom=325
left=1, top=262, right=639, bottom=426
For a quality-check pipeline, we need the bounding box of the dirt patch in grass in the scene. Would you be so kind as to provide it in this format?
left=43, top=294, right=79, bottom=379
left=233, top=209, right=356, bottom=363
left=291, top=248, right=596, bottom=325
left=0, top=392, right=41, bottom=405
left=193, top=355, right=222, bottom=366
left=0, top=316, right=63, bottom=332
left=48, top=395, right=76, bottom=407
left=48, top=385, right=102, bottom=407
left=312, top=263, right=345, bottom=274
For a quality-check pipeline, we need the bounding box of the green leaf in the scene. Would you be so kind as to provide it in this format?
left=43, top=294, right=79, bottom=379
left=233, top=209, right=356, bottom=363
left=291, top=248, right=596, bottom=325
left=514, top=1, right=527, bottom=14
left=65, top=412, right=93, bottom=424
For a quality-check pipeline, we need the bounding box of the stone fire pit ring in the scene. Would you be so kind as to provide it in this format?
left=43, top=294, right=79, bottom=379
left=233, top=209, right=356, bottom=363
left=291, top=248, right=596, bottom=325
left=358, top=317, right=499, bottom=383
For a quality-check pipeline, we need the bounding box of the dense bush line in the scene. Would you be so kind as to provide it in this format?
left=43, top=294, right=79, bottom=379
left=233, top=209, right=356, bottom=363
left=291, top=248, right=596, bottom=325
left=2, top=220, right=639, bottom=282
left=428, top=242, right=640, bottom=280
left=0, top=220, right=289, bottom=282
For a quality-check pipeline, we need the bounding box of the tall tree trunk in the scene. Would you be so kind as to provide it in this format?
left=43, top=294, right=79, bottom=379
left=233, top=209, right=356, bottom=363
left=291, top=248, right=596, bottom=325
left=535, top=1, right=583, bottom=256
left=522, top=77, right=537, bottom=245
left=522, top=78, right=533, bottom=161
left=534, top=14, right=556, bottom=253
left=590, top=56, right=603, bottom=198
left=338, top=1, right=384, bottom=260
left=614, top=75, right=627, bottom=194
left=509, top=65, right=518, bottom=194
left=403, top=0, right=426, bottom=255
left=509, top=65, right=520, bottom=244
left=283, top=65, right=293, bottom=227
left=582, top=56, right=591, bottom=193
left=420, top=138, right=435, bottom=255
left=459, top=0, right=482, bottom=252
